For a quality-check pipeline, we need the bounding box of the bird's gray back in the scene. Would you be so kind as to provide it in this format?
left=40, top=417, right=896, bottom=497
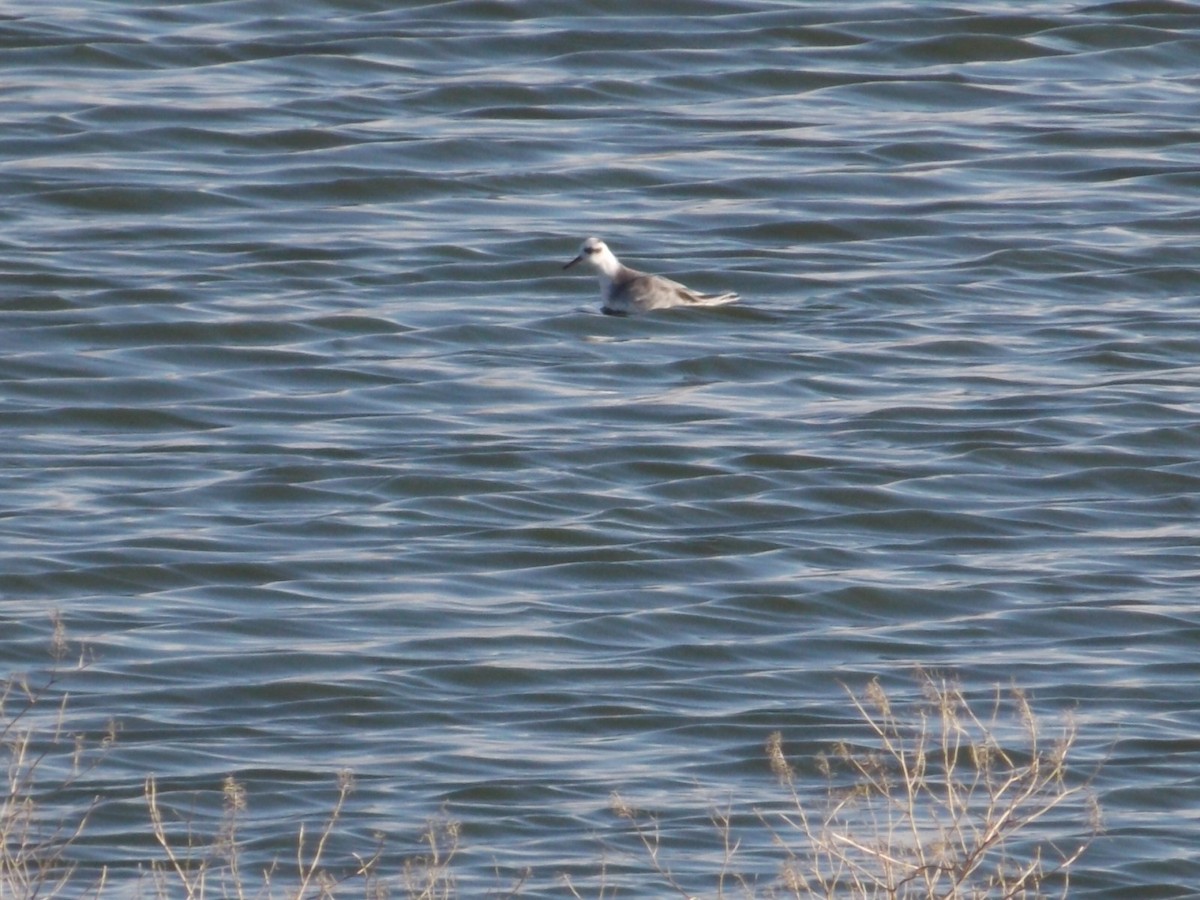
left=609, top=270, right=697, bottom=312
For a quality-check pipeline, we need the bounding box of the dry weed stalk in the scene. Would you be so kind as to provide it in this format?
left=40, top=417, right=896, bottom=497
left=603, top=792, right=752, bottom=900
left=146, top=768, right=377, bottom=900
left=1, top=613, right=110, bottom=900
left=607, top=791, right=692, bottom=898
left=606, top=673, right=1095, bottom=900
left=402, top=814, right=459, bottom=900
left=768, top=672, right=1096, bottom=899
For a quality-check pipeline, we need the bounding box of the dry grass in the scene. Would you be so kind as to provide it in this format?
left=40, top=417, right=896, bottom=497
left=1, top=613, right=113, bottom=898
left=603, top=672, right=1097, bottom=899
left=143, top=768, right=396, bottom=900
left=762, top=673, right=1099, bottom=899
left=401, top=815, right=461, bottom=900
left=3, top=622, right=1096, bottom=899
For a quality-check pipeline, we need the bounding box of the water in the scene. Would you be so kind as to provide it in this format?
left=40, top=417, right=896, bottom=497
left=3, top=0, right=1199, bottom=895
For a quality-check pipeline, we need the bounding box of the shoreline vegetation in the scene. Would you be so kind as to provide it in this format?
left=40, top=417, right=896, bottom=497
left=3, top=617, right=1097, bottom=898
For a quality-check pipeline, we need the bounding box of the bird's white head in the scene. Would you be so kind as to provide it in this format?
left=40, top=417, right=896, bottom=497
left=563, top=237, right=621, bottom=278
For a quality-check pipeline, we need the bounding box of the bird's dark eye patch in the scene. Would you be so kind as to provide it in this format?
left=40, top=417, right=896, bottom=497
left=586, top=246, right=598, bottom=254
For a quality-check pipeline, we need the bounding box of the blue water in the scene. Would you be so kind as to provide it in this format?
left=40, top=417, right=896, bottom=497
left=4, top=1, right=1200, bottom=895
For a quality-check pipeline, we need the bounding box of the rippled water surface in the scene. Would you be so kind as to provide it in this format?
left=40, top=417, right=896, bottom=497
left=4, top=0, right=1200, bottom=895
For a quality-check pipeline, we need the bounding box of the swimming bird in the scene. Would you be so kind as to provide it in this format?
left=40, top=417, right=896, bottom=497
left=563, top=237, right=739, bottom=316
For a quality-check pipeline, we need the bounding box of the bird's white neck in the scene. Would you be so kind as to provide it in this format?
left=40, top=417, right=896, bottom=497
left=589, top=248, right=624, bottom=282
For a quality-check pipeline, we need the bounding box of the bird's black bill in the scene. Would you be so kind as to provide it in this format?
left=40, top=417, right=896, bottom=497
left=563, top=256, right=582, bottom=269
